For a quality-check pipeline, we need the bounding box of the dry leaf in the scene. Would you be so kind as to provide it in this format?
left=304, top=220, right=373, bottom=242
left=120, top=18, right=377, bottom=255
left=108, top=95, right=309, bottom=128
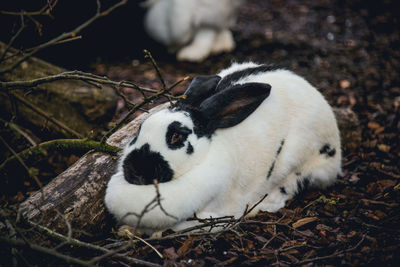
left=163, top=247, right=179, bottom=260
left=377, top=144, right=390, bottom=152
left=340, top=79, right=351, bottom=89
left=349, top=173, right=360, bottom=184
left=177, top=238, right=196, bottom=256
left=368, top=122, right=381, bottom=130
left=374, top=127, right=385, bottom=135
left=292, top=217, right=318, bottom=229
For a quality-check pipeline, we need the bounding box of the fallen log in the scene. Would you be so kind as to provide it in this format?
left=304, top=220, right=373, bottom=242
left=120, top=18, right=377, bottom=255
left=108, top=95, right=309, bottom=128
left=19, top=104, right=360, bottom=238
left=18, top=103, right=169, bottom=237
left=0, top=41, right=118, bottom=137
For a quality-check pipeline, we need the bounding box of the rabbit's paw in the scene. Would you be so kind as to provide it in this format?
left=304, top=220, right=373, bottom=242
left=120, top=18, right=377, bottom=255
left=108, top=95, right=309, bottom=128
left=211, top=30, right=235, bottom=55
left=118, top=225, right=163, bottom=239
left=150, top=231, right=163, bottom=239
left=259, top=190, right=288, bottom=213
left=177, top=44, right=211, bottom=62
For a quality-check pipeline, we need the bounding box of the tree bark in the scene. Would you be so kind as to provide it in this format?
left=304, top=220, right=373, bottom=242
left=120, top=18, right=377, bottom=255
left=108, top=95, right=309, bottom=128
left=0, top=41, right=117, bottom=137
left=18, top=104, right=360, bottom=238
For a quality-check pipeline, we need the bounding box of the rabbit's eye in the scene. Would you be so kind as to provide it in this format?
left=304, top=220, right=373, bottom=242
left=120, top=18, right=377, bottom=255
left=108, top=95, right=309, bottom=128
left=166, top=121, right=192, bottom=149
left=170, top=133, right=184, bottom=145
left=167, top=131, right=187, bottom=148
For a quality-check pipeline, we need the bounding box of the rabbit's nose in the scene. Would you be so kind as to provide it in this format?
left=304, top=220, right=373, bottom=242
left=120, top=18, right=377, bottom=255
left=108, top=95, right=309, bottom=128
left=122, top=143, right=174, bottom=185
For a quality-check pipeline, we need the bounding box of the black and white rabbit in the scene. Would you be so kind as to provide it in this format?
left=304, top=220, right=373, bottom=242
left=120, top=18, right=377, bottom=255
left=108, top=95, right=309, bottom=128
left=105, top=62, right=342, bottom=235
left=143, top=0, right=244, bottom=62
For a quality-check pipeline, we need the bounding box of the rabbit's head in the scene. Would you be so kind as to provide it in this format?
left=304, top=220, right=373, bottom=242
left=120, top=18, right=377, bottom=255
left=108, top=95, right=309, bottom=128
left=120, top=75, right=271, bottom=185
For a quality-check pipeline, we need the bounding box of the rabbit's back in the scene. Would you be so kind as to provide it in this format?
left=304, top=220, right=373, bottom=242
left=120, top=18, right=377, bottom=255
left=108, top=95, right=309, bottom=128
left=205, top=65, right=341, bottom=216
left=144, top=0, right=243, bottom=46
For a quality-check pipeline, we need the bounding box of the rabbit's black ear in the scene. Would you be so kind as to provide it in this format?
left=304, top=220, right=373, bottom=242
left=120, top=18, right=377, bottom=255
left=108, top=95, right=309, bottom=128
left=199, top=82, right=271, bottom=132
left=179, top=75, right=221, bottom=107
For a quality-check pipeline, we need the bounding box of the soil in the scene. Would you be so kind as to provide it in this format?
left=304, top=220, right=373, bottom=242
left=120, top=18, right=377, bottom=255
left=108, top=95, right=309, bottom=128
left=1, top=0, right=399, bottom=266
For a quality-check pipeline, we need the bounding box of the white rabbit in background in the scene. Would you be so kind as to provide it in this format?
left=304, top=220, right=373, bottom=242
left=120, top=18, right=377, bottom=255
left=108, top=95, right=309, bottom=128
left=105, top=62, right=342, bottom=235
left=143, top=0, right=244, bottom=62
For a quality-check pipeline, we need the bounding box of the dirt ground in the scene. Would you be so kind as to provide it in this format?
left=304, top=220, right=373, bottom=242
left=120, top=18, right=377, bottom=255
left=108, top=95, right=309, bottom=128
left=1, top=0, right=399, bottom=266
left=90, top=1, right=400, bottom=265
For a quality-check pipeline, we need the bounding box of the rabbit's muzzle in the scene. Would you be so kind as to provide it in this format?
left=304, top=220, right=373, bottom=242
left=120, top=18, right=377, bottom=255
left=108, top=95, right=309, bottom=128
left=122, top=143, right=173, bottom=185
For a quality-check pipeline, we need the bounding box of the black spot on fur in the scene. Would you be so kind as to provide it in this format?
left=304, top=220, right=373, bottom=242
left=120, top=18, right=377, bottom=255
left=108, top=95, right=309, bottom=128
left=319, top=144, right=330, bottom=154
left=276, top=139, right=285, bottom=155
left=280, top=187, right=287, bottom=194
left=266, top=140, right=285, bottom=179
left=295, top=172, right=301, bottom=176
left=216, top=64, right=280, bottom=92
left=129, top=124, right=142, bottom=146
left=166, top=121, right=192, bottom=149
left=297, top=176, right=311, bottom=194
left=186, top=142, right=194, bottom=155
left=319, top=143, right=336, bottom=157
left=122, top=143, right=173, bottom=185
left=266, top=161, right=275, bottom=179
left=169, top=106, right=212, bottom=139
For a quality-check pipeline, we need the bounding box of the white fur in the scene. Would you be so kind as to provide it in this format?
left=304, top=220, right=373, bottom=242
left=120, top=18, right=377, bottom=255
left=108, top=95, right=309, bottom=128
left=105, top=62, right=342, bottom=235
left=144, top=0, right=244, bottom=62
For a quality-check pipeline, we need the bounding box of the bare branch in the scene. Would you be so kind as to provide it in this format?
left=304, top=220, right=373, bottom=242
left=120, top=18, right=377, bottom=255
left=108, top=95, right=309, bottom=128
left=0, top=0, right=128, bottom=74
left=0, top=0, right=58, bottom=17
left=0, top=71, right=166, bottom=95
left=2, top=119, right=38, bottom=146
left=143, top=49, right=167, bottom=91
left=100, top=81, right=177, bottom=143
left=0, top=14, right=25, bottom=63
left=24, top=219, right=160, bottom=266
left=0, top=136, right=43, bottom=190
left=0, top=236, right=97, bottom=267
left=153, top=179, right=179, bottom=220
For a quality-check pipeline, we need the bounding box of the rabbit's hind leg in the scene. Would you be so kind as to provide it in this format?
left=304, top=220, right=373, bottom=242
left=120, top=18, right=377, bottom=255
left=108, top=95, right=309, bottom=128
left=211, top=29, right=235, bottom=55
left=177, top=28, right=217, bottom=62
left=258, top=172, right=300, bottom=213
left=259, top=154, right=341, bottom=213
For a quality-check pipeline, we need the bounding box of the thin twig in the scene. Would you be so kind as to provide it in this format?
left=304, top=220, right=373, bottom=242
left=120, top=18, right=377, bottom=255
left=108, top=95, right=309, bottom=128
left=113, top=85, right=148, bottom=112
left=1, top=118, right=38, bottom=146
left=143, top=49, right=178, bottom=106
left=0, top=71, right=164, bottom=95
left=25, top=220, right=160, bottom=267
left=297, top=234, right=366, bottom=264
left=0, top=14, right=25, bottom=63
left=0, top=0, right=128, bottom=74
left=153, top=179, right=179, bottom=220
left=132, top=234, right=164, bottom=259
left=120, top=229, right=164, bottom=259
left=0, top=236, right=96, bottom=267
left=0, top=0, right=58, bottom=17
left=25, top=35, right=83, bottom=52
left=100, top=84, right=174, bottom=143
left=0, top=135, right=43, bottom=190
left=143, top=50, right=167, bottom=91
